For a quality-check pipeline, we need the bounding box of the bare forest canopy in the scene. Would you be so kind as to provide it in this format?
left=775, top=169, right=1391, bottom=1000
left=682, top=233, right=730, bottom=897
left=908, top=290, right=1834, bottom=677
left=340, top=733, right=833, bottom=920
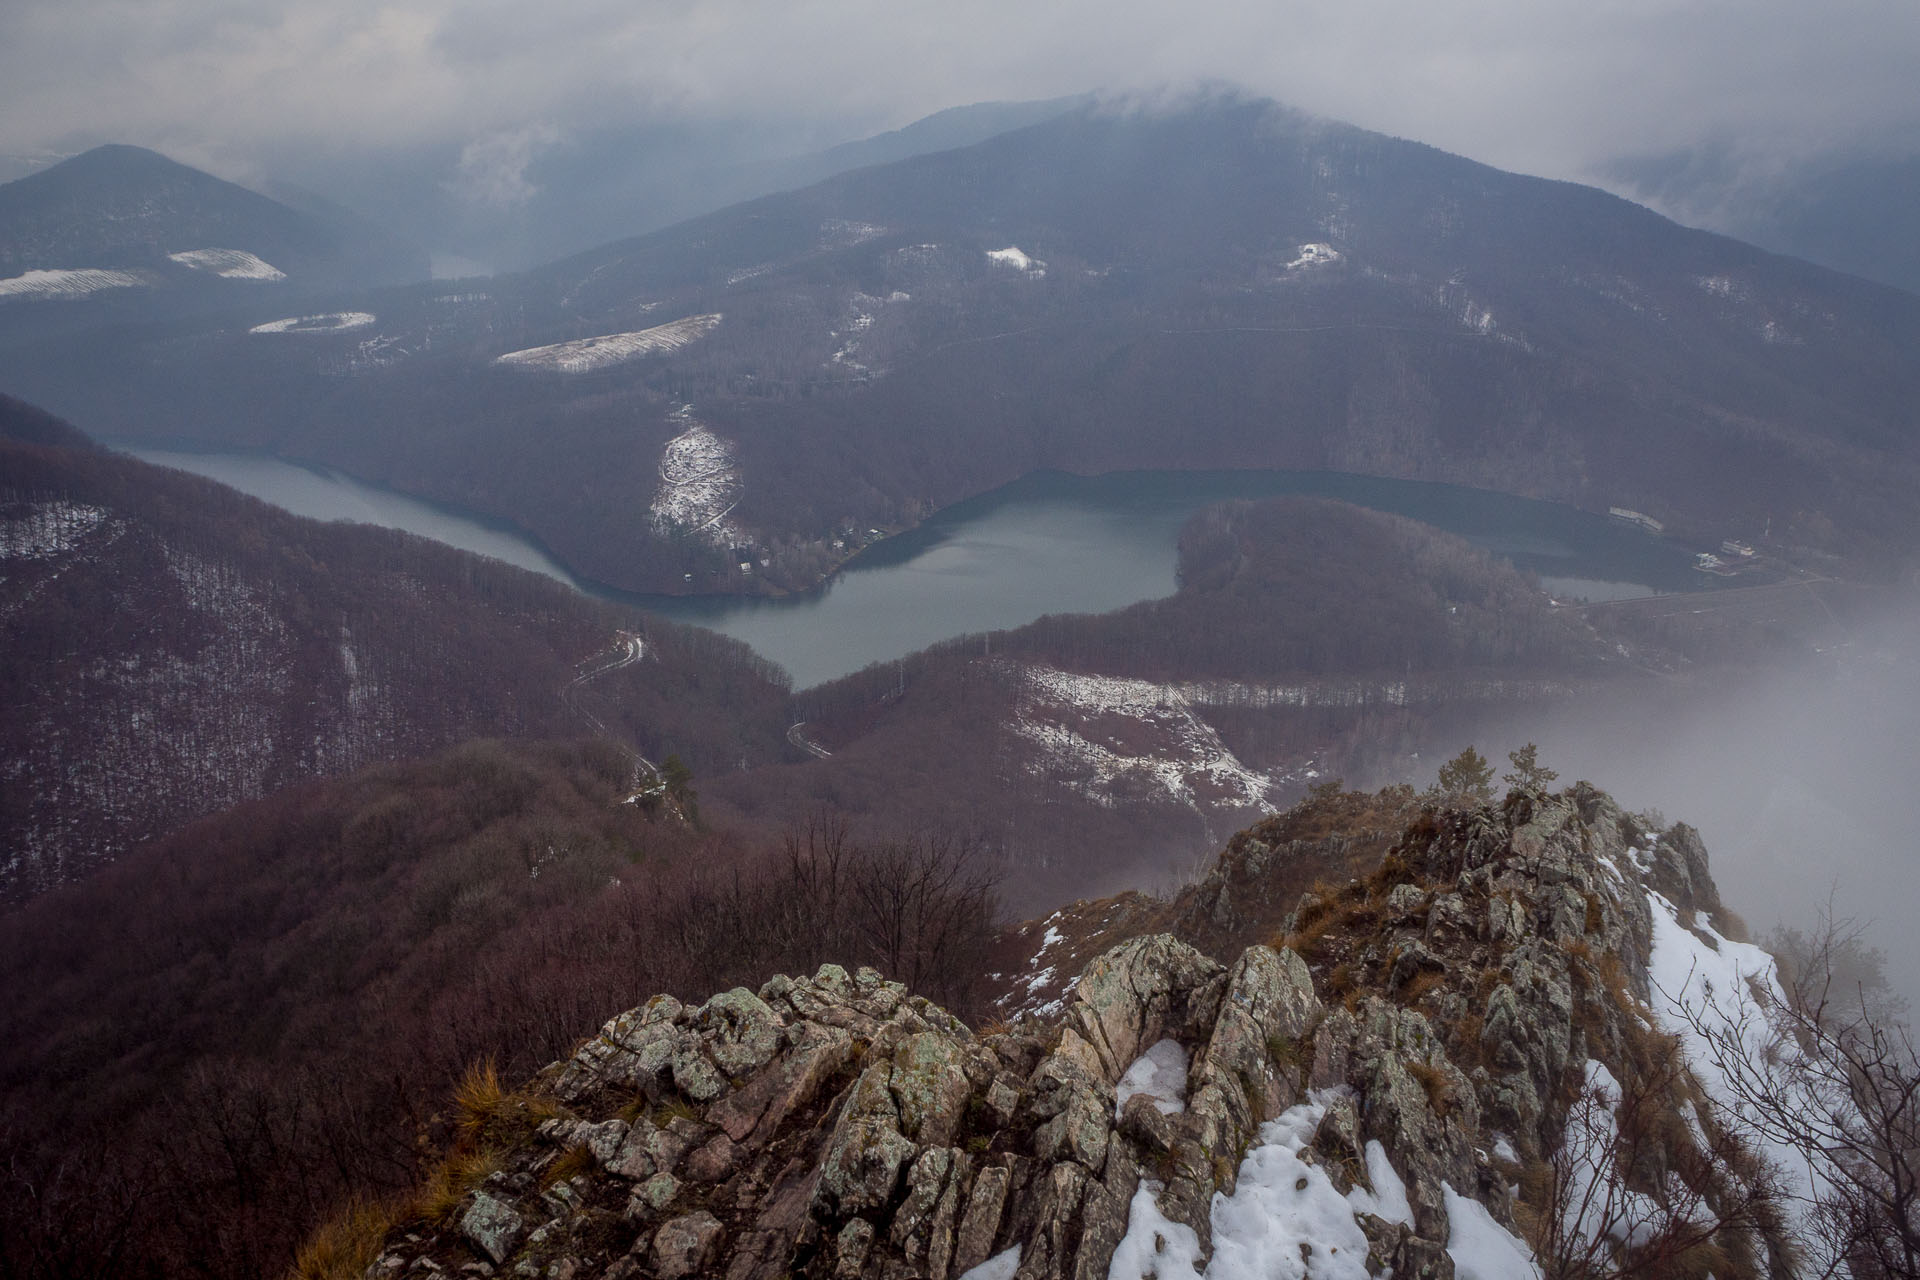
left=0, top=738, right=1002, bottom=1280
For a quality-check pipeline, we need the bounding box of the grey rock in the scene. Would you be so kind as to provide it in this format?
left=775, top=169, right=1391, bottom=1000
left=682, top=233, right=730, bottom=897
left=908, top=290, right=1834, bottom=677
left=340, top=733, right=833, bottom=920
left=458, top=1192, right=524, bottom=1266
left=671, top=1040, right=729, bottom=1102
left=686, top=1132, right=737, bottom=1182
left=651, top=1211, right=724, bottom=1280
left=815, top=1063, right=918, bottom=1216
left=834, top=1219, right=876, bottom=1279
left=889, top=1031, right=973, bottom=1147
left=951, top=1164, right=1010, bottom=1275
left=698, top=987, right=787, bottom=1080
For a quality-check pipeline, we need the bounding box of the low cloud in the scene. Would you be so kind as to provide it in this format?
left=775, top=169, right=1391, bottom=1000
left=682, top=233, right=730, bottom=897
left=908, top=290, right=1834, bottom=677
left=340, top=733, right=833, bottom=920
left=2, top=0, right=1917, bottom=191
left=450, top=124, right=561, bottom=208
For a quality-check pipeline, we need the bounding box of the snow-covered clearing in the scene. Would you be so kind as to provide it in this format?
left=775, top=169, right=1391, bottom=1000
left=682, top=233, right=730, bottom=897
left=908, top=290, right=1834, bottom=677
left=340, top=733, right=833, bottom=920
left=986, top=246, right=1046, bottom=277
left=166, top=248, right=286, bottom=280
left=0, top=267, right=153, bottom=300
left=649, top=409, right=742, bottom=546
left=250, top=311, right=376, bottom=334
left=494, top=313, right=720, bottom=372
left=1108, top=1096, right=1426, bottom=1279
left=1007, top=664, right=1275, bottom=812
left=1114, top=1039, right=1189, bottom=1118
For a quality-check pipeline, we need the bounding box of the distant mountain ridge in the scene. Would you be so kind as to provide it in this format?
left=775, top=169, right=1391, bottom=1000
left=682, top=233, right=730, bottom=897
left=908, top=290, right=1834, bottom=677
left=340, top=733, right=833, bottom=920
left=4, top=97, right=1918, bottom=596
left=0, top=143, right=425, bottom=290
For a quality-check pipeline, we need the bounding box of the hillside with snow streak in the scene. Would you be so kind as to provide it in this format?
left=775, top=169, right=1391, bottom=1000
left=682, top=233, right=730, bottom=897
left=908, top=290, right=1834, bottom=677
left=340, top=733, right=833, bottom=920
left=494, top=312, right=721, bottom=373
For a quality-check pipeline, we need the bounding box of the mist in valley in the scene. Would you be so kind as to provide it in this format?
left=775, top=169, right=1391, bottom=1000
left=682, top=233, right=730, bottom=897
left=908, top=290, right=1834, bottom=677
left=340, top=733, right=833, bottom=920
left=1476, top=598, right=1920, bottom=1008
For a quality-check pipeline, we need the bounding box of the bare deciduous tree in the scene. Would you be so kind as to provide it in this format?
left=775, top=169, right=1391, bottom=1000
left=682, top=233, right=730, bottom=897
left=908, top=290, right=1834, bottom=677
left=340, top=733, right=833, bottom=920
left=1531, top=1043, right=1778, bottom=1280
left=1674, top=911, right=1920, bottom=1279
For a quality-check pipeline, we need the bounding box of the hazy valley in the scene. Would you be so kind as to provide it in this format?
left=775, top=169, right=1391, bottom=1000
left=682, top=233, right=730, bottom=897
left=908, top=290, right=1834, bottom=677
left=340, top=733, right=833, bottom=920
left=3, top=80, right=1919, bottom=1280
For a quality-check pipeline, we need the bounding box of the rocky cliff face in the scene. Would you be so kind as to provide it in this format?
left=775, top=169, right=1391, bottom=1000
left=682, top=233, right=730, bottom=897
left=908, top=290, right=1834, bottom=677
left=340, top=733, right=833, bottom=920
left=349, top=785, right=1785, bottom=1280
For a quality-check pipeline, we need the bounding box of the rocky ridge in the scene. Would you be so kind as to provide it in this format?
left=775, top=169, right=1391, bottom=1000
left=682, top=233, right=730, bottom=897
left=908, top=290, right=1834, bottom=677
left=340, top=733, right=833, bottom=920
left=351, top=785, right=1784, bottom=1280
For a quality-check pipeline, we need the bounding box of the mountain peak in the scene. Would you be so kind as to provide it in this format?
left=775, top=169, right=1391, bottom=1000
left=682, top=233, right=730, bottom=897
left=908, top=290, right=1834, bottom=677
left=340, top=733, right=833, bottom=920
left=325, top=784, right=1795, bottom=1280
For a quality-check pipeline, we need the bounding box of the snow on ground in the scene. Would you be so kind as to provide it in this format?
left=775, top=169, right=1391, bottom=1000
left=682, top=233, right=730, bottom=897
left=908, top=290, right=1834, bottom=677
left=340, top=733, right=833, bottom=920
left=1349, top=1140, right=1415, bottom=1226
left=1557, top=1061, right=1670, bottom=1249
left=250, top=311, right=376, bottom=334
left=1007, top=664, right=1275, bottom=813
left=1109, top=1097, right=1400, bottom=1279
left=958, top=1247, right=1021, bottom=1280
left=648, top=408, right=742, bottom=546
left=494, top=313, right=721, bottom=372
left=820, top=219, right=886, bottom=247
left=1287, top=243, right=1342, bottom=269
left=986, top=246, right=1046, bottom=277
left=166, top=248, right=286, bottom=280
left=1697, top=274, right=1750, bottom=302
left=1444, top=1184, right=1542, bottom=1280
left=1645, top=888, right=1837, bottom=1263
left=1115, top=1039, right=1190, bottom=1118
left=0, top=267, right=154, bottom=300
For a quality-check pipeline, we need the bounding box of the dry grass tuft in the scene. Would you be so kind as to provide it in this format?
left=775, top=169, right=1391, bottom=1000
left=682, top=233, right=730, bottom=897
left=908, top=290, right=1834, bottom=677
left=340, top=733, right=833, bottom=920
left=287, top=1197, right=402, bottom=1280
left=453, top=1058, right=507, bottom=1145
left=541, top=1143, right=596, bottom=1189
left=414, top=1146, right=504, bottom=1226
left=1407, top=1059, right=1454, bottom=1118
left=1396, top=969, right=1446, bottom=1005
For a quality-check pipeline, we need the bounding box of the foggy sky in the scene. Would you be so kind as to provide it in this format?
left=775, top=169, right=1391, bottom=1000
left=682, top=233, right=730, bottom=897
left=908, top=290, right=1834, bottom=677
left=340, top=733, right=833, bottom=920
left=5, top=0, right=1918, bottom=196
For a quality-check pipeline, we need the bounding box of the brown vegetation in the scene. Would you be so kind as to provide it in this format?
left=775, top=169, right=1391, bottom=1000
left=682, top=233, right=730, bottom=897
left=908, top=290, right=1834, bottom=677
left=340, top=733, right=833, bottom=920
left=0, top=740, right=1001, bottom=1280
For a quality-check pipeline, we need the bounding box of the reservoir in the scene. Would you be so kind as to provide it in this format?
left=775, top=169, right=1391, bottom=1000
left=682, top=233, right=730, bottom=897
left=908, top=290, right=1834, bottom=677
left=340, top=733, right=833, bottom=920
left=120, top=447, right=1704, bottom=689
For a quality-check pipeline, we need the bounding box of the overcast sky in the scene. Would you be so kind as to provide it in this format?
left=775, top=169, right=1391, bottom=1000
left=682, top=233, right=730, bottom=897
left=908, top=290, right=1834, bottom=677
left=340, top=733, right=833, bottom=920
left=4, top=0, right=1918, bottom=190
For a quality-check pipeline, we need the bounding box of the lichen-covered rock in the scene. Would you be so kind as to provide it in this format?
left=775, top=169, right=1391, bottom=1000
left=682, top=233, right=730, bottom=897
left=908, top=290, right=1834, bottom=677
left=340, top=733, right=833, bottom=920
left=697, top=987, right=786, bottom=1080
left=815, top=1063, right=918, bottom=1216
left=650, top=1211, right=723, bottom=1278
left=459, top=1191, right=525, bottom=1265
left=888, top=1032, right=972, bottom=1147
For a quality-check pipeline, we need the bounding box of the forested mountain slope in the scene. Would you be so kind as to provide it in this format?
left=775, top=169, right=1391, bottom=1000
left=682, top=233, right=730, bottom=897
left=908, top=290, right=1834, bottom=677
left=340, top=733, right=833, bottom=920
left=8, top=97, right=1918, bottom=594
left=0, top=398, right=789, bottom=900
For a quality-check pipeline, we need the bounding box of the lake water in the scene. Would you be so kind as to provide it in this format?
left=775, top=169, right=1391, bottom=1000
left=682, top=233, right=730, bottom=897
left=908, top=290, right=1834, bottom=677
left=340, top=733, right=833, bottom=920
left=120, top=447, right=1703, bottom=688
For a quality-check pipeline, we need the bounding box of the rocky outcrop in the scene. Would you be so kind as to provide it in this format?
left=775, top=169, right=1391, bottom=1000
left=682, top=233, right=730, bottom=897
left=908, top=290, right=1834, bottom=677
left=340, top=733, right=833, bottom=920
left=357, top=785, right=1779, bottom=1280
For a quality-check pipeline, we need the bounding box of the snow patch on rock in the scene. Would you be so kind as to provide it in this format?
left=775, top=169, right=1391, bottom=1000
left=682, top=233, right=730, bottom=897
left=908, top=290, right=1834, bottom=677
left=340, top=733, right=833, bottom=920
left=495, top=313, right=720, bottom=372
left=1114, top=1039, right=1190, bottom=1118
left=1109, top=1098, right=1381, bottom=1278
left=1444, top=1183, right=1542, bottom=1280
left=1645, top=888, right=1836, bottom=1263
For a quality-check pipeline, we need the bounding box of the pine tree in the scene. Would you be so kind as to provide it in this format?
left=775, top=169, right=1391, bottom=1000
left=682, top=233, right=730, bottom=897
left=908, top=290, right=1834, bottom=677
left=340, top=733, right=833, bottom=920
left=1503, top=743, right=1558, bottom=791
left=1435, top=746, right=1495, bottom=802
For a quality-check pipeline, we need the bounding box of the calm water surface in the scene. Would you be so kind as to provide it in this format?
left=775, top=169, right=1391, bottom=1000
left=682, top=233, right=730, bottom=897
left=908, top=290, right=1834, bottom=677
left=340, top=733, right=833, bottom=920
left=121, top=448, right=1702, bottom=688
